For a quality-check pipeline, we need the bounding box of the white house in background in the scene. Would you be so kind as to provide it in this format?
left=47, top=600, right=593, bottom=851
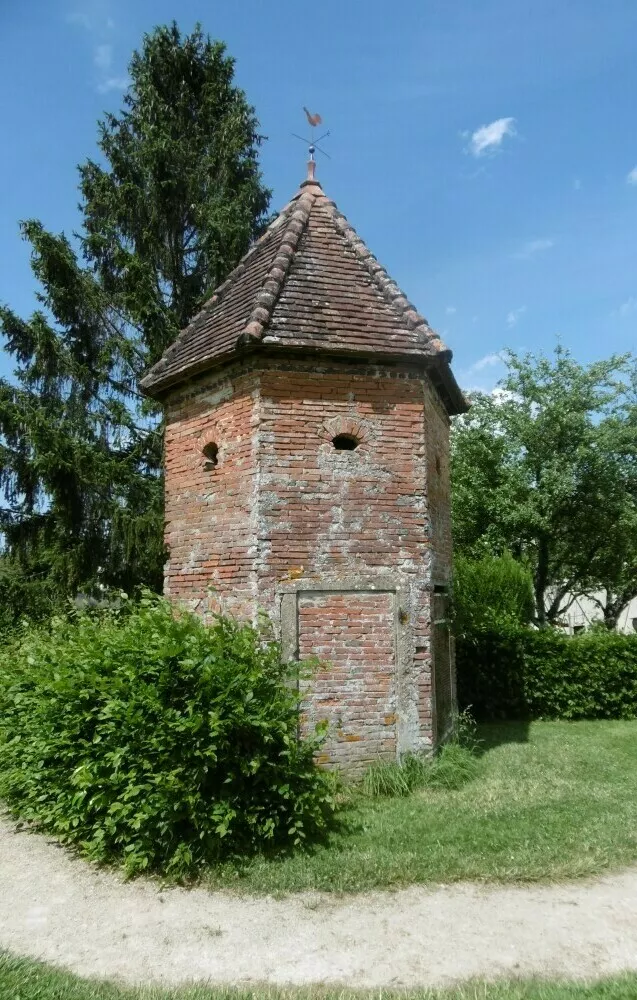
left=555, top=593, right=637, bottom=635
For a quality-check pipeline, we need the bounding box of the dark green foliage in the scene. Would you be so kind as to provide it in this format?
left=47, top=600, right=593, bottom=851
left=80, top=23, right=271, bottom=356
left=453, top=554, right=535, bottom=635
left=0, top=23, right=271, bottom=602
left=0, top=557, right=61, bottom=634
left=0, top=596, right=335, bottom=877
left=457, top=623, right=637, bottom=720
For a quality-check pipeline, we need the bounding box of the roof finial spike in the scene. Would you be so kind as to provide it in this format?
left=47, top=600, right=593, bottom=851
left=307, top=149, right=317, bottom=183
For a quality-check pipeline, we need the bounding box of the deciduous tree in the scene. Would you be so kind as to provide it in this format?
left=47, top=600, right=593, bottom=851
left=452, top=346, right=637, bottom=627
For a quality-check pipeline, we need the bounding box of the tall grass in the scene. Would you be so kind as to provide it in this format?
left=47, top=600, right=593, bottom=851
left=362, top=743, right=480, bottom=797
left=362, top=709, right=482, bottom=797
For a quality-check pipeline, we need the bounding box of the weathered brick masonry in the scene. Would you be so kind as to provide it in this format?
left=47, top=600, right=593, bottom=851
left=143, top=163, right=467, bottom=772
left=164, top=372, right=260, bottom=621
left=299, top=591, right=397, bottom=771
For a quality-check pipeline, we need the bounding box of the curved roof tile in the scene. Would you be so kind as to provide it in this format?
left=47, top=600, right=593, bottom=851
left=141, top=172, right=467, bottom=414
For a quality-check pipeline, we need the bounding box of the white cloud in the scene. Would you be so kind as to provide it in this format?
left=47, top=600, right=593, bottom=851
left=612, top=297, right=637, bottom=319
left=68, top=1, right=124, bottom=94
left=467, top=117, right=516, bottom=157
left=573, top=177, right=582, bottom=191
left=472, top=352, right=504, bottom=371
left=627, top=166, right=637, bottom=186
left=506, top=305, right=526, bottom=327
left=97, top=76, right=129, bottom=93
left=94, top=43, right=112, bottom=70
left=457, top=352, right=506, bottom=394
left=445, top=305, right=457, bottom=315
left=67, top=7, right=93, bottom=30
left=512, top=238, right=554, bottom=260
left=67, top=0, right=109, bottom=32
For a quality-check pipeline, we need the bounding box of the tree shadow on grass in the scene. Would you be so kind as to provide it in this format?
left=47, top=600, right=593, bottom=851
left=474, top=720, right=531, bottom=756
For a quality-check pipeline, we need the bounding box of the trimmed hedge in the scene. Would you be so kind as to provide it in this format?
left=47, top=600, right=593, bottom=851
left=453, top=553, right=534, bottom=633
left=457, top=623, right=637, bottom=720
left=0, top=595, right=336, bottom=877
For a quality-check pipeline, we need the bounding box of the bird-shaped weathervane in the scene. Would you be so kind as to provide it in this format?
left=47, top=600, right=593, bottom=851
left=303, top=107, right=322, bottom=128
left=292, top=107, right=331, bottom=162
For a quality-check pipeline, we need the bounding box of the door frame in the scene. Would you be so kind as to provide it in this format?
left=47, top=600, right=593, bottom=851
left=277, top=575, right=413, bottom=758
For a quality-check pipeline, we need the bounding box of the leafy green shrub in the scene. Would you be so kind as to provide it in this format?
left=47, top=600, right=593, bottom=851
left=0, top=595, right=336, bottom=877
left=457, top=623, right=637, bottom=720
left=453, top=554, right=535, bottom=635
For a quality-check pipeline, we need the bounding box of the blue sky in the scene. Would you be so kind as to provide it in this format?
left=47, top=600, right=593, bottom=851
left=2, top=0, right=636, bottom=391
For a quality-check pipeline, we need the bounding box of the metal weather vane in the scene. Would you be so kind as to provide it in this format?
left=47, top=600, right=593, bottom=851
left=292, top=107, right=331, bottom=162
left=303, top=107, right=322, bottom=128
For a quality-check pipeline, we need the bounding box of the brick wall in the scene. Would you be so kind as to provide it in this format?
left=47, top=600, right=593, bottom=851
left=161, top=355, right=454, bottom=766
left=256, top=362, right=432, bottom=758
left=256, top=367, right=428, bottom=583
left=298, top=591, right=397, bottom=774
left=164, top=369, right=260, bottom=619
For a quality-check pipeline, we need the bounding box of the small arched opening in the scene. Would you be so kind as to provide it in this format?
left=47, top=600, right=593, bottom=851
left=202, top=441, right=219, bottom=471
left=332, top=433, right=359, bottom=451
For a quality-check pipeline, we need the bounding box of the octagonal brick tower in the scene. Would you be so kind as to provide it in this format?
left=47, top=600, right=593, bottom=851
left=141, top=162, right=468, bottom=774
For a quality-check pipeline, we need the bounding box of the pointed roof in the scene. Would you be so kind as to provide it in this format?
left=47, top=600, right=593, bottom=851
left=141, top=168, right=467, bottom=414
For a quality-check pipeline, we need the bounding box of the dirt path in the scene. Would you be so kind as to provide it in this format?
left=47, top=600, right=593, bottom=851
left=2, top=815, right=637, bottom=990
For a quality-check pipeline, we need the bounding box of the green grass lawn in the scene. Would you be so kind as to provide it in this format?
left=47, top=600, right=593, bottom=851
left=205, top=720, right=637, bottom=894
left=2, top=953, right=637, bottom=1000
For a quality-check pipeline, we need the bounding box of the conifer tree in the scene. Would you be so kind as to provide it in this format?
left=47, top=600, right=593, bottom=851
left=0, top=23, right=270, bottom=601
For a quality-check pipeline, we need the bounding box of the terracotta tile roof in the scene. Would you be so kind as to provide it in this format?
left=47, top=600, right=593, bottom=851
left=141, top=171, right=467, bottom=414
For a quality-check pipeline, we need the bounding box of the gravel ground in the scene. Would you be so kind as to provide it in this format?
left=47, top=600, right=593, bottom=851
left=2, top=814, right=637, bottom=990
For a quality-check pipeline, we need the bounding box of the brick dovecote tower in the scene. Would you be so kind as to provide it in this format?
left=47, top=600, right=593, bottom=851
left=141, top=161, right=468, bottom=774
